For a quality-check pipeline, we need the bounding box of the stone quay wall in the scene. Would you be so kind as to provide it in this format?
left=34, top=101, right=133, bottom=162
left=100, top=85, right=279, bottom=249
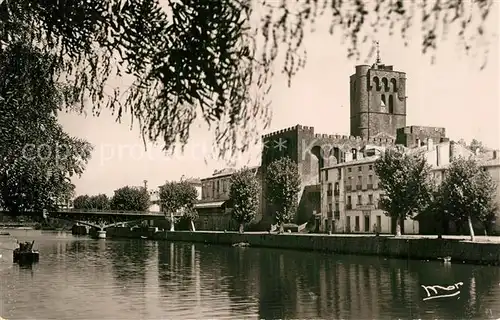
left=107, top=228, right=500, bottom=265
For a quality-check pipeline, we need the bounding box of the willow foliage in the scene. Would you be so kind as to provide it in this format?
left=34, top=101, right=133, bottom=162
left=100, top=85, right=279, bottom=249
left=0, top=0, right=493, bottom=158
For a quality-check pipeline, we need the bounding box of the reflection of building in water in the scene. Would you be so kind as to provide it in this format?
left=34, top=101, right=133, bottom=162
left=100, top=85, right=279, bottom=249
left=282, top=258, right=424, bottom=319
left=191, top=244, right=202, bottom=316
left=158, top=242, right=252, bottom=318
left=144, top=243, right=163, bottom=316
left=156, top=242, right=500, bottom=319
left=56, top=242, right=68, bottom=255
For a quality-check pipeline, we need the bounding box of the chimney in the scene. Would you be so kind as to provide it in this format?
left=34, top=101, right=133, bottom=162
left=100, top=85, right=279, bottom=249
left=427, top=138, right=434, bottom=151
left=415, top=138, right=421, bottom=147
left=494, top=150, right=498, bottom=160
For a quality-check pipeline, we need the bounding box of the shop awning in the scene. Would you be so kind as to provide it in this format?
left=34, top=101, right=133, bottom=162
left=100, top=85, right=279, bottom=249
left=194, top=201, right=226, bottom=209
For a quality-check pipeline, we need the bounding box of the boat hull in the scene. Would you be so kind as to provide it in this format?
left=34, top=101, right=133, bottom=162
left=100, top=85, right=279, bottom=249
left=13, top=250, right=40, bottom=264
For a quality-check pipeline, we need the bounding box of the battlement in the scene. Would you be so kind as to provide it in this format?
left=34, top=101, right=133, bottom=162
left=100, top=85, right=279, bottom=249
left=262, top=124, right=315, bottom=138
left=398, top=126, right=446, bottom=135
left=262, top=124, right=396, bottom=144
left=311, top=132, right=395, bottom=145
left=262, top=125, right=395, bottom=144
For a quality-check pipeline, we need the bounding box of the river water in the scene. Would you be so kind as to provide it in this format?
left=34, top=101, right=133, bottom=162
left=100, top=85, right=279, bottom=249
left=0, top=230, right=499, bottom=319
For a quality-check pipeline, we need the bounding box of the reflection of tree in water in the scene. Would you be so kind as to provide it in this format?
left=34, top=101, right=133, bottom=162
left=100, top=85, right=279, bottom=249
left=157, top=242, right=262, bottom=315
left=157, top=241, right=196, bottom=300
left=108, top=239, right=152, bottom=286
left=155, top=242, right=500, bottom=319
left=66, top=240, right=89, bottom=259
left=209, top=246, right=261, bottom=315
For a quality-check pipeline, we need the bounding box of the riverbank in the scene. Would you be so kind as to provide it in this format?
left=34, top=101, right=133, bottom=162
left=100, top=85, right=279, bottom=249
left=106, top=227, right=500, bottom=265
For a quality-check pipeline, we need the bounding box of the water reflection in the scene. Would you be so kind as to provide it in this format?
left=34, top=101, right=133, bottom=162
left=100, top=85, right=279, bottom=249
left=157, top=243, right=500, bottom=320
left=0, top=234, right=499, bottom=320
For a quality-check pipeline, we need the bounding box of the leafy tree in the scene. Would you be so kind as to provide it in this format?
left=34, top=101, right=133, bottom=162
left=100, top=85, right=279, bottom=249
left=457, top=138, right=488, bottom=154
left=73, top=195, right=92, bottom=210
left=110, top=186, right=150, bottom=212
left=0, top=43, right=92, bottom=216
left=468, top=139, right=488, bottom=153
left=229, top=168, right=260, bottom=233
left=159, top=181, right=199, bottom=213
left=265, top=157, right=301, bottom=233
left=374, top=147, right=433, bottom=236
left=181, top=207, right=199, bottom=232
left=0, top=0, right=493, bottom=159
left=438, top=157, right=498, bottom=240
left=424, top=185, right=449, bottom=238
left=158, top=180, right=199, bottom=231
left=89, top=194, right=111, bottom=210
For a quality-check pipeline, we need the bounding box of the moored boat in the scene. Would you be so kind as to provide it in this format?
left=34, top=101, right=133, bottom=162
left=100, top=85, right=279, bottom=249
left=13, top=240, right=39, bottom=264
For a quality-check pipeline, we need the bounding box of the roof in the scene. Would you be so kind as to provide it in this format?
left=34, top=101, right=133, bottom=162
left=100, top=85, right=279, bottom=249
left=184, top=178, right=202, bottom=185
left=479, top=158, right=500, bottom=167
left=473, top=150, right=500, bottom=167
left=322, top=156, right=380, bottom=170
left=431, top=154, right=499, bottom=171
left=201, top=165, right=260, bottom=181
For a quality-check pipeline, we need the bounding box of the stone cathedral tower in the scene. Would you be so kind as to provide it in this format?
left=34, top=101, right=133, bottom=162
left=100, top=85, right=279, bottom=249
left=349, top=44, right=407, bottom=140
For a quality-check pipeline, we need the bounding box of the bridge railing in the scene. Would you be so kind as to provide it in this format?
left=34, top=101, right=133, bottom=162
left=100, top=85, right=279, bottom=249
left=53, top=208, right=180, bottom=216
left=57, top=209, right=164, bottom=214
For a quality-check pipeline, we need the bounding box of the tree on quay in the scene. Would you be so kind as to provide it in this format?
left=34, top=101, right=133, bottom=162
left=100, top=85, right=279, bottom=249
left=73, top=194, right=110, bottom=210
left=423, top=184, right=450, bottom=238
left=229, top=167, right=260, bottom=233
left=0, top=0, right=494, bottom=161
left=265, top=157, right=301, bottom=234
left=438, top=157, right=498, bottom=241
left=158, top=181, right=199, bottom=231
left=110, top=186, right=150, bottom=212
left=90, top=194, right=111, bottom=210
left=374, top=147, right=433, bottom=236
left=73, top=195, right=92, bottom=210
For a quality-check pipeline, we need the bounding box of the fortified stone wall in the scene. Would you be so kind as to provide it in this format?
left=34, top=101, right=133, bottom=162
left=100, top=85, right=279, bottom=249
left=396, top=126, right=447, bottom=148
left=261, top=125, right=395, bottom=224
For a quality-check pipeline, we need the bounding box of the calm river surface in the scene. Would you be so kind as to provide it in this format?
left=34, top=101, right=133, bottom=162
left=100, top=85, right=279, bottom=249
left=0, top=230, right=499, bottom=319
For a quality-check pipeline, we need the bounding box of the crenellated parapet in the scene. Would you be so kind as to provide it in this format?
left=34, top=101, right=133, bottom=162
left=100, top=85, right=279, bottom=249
left=262, top=125, right=395, bottom=146
left=311, top=133, right=395, bottom=145
left=262, top=124, right=314, bottom=138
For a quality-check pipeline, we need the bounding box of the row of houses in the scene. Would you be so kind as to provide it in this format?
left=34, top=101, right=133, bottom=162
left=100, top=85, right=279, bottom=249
left=188, top=137, right=500, bottom=234
left=320, top=139, right=500, bottom=235
left=140, top=62, right=500, bottom=234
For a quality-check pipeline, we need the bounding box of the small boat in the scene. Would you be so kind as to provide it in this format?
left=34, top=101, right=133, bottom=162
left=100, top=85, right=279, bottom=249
left=438, top=256, right=452, bottom=263
left=140, top=236, right=148, bottom=239
left=232, top=242, right=250, bottom=247
left=13, top=240, right=39, bottom=265
left=0, top=232, right=10, bottom=236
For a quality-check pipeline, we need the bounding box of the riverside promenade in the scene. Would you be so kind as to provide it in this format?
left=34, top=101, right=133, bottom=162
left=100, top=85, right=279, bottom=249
left=107, top=227, right=500, bottom=266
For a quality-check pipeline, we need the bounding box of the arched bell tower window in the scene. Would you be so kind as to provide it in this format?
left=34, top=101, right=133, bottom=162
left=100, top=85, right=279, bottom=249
left=373, top=77, right=381, bottom=91
left=388, top=95, right=394, bottom=113
left=390, top=78, right=397, bottom=92
left=382, top=78, right=389, bottom=92
left=381, top=94, right=386, bottom=109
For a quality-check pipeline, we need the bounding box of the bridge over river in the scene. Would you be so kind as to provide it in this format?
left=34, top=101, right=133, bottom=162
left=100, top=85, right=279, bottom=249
left=46, top=209, right=182, bottom=238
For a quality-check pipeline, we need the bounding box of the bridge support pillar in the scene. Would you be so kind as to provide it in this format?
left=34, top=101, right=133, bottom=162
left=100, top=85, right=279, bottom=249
left=97, top=230, right=106, bottom=239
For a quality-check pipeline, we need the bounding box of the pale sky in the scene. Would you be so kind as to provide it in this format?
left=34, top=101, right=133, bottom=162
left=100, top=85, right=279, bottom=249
left=59, top=2, right=500, bottom=197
